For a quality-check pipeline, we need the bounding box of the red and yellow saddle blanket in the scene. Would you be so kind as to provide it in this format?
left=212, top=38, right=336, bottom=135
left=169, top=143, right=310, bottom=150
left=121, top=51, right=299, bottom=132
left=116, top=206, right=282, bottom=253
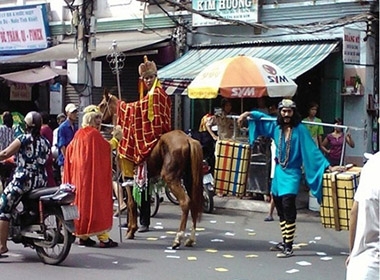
left=117, top=86, right=171, bottom=165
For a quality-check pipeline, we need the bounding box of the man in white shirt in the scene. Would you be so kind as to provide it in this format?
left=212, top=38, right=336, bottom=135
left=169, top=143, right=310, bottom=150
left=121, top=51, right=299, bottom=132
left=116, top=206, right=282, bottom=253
left=52, top=113, right=66, bottom=159
left=346, top=151, right=380, bottom=280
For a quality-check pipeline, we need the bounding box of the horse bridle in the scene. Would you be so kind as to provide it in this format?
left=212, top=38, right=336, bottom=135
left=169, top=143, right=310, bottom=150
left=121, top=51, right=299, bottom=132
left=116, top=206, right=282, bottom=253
left=100, top=94, right=114, bottom=123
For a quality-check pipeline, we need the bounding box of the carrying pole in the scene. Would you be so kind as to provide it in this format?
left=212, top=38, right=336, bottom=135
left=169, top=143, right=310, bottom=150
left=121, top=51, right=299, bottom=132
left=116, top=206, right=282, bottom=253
left=228, top=115, right=364, bottom=166
left=228, top=115, right=364, bottom=131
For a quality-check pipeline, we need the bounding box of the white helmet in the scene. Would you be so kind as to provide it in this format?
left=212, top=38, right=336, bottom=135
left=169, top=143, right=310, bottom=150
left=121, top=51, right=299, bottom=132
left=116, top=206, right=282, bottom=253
left=24, top=111, right=42, bottom=130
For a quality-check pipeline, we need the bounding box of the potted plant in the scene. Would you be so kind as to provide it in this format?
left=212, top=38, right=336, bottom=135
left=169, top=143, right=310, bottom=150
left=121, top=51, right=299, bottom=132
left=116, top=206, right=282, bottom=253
left=354, top=75, right=362, bottom=94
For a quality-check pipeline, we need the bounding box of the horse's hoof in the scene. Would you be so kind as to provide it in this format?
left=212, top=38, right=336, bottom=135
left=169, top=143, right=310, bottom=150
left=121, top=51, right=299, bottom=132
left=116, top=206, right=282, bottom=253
left=171, top=242, right=180, bottom=250
left=125, top=233, right=135, bottom=240
left=184, top=239, right=194, bottom=247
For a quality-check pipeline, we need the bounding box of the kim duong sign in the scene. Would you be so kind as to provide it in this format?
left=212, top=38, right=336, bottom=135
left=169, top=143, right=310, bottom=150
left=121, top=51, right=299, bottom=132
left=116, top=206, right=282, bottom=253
left=192, top=0, right=258, bottom=27
left=0, top=4, right=50, bottom=55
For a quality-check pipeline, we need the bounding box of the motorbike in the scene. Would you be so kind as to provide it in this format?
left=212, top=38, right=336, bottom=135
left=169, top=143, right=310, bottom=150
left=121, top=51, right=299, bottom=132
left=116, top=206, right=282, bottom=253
left=9, top=183, right=78, bottom=265
left=201, top=158, right=215, bottom=213
left=0, top=161, right=78, bottom=265
left=165, top=157, right=215, bottom=214
left=0, top=159, right=14, bottom=193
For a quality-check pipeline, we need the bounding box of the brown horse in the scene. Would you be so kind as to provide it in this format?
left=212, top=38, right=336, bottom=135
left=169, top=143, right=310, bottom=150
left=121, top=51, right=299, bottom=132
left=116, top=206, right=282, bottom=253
left=98, top=89, right=204, bottom=249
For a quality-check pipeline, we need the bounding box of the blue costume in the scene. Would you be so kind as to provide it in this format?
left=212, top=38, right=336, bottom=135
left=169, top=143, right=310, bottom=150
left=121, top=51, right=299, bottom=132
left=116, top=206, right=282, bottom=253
left=247, top=110, right=329, bottom=203
left=246, top=108, right=330, bottom=258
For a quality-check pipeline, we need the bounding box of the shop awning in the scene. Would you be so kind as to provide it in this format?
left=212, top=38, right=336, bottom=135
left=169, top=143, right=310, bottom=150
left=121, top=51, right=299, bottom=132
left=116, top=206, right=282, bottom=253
left=1, top=29, right=172, bottom=64
left=0, top=65, right=63, bottom=84
left=158, top=39, right=340, bottom=95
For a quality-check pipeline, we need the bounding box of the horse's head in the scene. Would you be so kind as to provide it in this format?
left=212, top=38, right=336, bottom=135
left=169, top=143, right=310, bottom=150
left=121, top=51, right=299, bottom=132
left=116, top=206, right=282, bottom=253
left=98, top=88, right=118, bottom=124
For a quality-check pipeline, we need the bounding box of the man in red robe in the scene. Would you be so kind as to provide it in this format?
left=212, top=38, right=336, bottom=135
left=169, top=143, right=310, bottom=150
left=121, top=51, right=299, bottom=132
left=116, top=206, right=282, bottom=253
left=63, top=106, right=118, bottom=248
left=116, top=56, right=171, bottom=234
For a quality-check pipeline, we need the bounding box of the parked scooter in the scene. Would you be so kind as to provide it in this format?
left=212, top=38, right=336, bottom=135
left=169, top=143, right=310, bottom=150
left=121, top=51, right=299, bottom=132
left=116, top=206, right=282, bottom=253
left=0, top=161, right=78, bottom=265
left=165, top=159, right=215, bottom=213
left=201, top=158, right=215, bottom=213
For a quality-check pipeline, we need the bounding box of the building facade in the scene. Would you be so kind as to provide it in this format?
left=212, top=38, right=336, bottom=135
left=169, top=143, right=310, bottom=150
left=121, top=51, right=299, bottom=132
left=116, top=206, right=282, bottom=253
left=0, top=0, right=378, bottom=164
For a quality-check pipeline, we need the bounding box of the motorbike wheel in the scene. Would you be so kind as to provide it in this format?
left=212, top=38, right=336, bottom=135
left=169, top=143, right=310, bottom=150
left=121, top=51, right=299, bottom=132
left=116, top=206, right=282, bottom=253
left=35, top=212, right=73, bottom=265
left=203, top=184, right=214, bottom=214
left=150, top=190, right=160, bottom=218
left=165, top=188, right=179, bottom=205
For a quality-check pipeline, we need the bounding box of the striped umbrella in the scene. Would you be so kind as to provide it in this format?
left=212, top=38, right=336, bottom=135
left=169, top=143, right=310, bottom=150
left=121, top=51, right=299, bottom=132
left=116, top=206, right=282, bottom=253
left=187, top=55, right=297, bottom=99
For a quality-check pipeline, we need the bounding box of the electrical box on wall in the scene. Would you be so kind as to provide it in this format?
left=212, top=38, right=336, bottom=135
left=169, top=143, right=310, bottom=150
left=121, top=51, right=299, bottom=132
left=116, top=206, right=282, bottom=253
left=92, top=61, right=102, bottom=87
left=67, top=59, right=87, bottom=84
left=67, top=59, right=102, bottom=87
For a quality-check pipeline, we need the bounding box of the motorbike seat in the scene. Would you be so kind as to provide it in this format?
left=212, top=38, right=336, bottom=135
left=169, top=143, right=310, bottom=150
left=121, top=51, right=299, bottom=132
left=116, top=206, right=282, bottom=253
left=25, top=187, right=60, bottom=200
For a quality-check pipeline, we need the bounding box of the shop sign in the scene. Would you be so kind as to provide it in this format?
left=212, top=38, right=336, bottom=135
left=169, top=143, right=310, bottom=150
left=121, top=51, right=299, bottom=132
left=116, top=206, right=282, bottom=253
left=192, top=0, right=258, bottom=27
left=10, top=84, right=32, bottom=101
left=343, top=28, right=360, bottom=65
left=0, top=4, right=50, bottom=55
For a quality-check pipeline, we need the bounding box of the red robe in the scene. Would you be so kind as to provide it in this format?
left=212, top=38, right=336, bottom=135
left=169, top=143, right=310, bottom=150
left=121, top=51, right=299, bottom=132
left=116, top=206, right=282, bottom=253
left=117, top=85, right=171, bottom=164
left=63, top=126, right=113, bottom=236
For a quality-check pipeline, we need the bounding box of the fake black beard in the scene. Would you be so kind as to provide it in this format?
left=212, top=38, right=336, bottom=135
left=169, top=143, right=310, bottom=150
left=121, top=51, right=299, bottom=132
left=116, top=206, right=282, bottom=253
left=276, top=109, right=302, bottom=127
left=278, top=116, right=292, bottom=127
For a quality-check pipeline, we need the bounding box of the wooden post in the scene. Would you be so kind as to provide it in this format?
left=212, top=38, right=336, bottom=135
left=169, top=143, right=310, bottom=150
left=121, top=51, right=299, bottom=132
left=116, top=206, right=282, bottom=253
left=330, top=173, right=341, bottom=231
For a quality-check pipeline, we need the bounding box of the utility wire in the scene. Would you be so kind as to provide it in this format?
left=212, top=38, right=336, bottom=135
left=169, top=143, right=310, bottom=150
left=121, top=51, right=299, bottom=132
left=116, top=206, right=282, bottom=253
left=161, top=0, right=378, bottom=36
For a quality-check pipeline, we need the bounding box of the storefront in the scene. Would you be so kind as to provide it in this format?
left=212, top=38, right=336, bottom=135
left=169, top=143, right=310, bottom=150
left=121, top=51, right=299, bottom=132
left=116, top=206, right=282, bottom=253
left=158, top=39, right=342, bottom=127
left=158, top=0, right=378, bottom=166
left=1, top=29, right=175, bottom=115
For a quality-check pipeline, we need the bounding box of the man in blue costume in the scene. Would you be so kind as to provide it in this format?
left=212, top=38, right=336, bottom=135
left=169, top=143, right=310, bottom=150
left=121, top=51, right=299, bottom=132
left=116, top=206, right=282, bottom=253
left=238, top=99, right=338, bottom=258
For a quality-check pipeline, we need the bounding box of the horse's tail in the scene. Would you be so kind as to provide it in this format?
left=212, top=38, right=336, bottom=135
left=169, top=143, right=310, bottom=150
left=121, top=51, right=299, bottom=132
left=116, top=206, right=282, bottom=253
left=189, top=138, right=204, bottom=221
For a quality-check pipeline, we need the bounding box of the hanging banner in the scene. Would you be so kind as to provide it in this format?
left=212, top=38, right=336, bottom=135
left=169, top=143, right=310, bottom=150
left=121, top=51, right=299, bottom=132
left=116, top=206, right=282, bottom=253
left=343, top=28, right=360, bottom=64
left=10, top=84, right=32, bottom=101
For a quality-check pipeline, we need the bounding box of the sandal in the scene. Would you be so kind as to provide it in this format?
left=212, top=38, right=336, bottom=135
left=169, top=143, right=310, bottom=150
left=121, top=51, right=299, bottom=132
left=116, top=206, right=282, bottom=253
left=264, top=216, right=274, bottom=222
left=99, top=239, right=118, bottom=248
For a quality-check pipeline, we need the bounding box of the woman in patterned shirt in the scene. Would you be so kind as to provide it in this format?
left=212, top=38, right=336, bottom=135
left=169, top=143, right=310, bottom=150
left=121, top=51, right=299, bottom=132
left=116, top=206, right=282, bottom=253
left=0, top=111, right=50, bottom=256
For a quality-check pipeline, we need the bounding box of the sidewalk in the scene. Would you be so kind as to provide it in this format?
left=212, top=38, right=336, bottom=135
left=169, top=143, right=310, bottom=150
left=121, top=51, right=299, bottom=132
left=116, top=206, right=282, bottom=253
left=213, top=187, right=312, bottom=213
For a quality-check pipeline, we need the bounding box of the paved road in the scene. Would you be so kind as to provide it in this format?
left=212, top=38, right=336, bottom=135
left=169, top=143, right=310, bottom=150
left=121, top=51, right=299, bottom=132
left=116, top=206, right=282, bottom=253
left=2, top=201, right=349, bottom=280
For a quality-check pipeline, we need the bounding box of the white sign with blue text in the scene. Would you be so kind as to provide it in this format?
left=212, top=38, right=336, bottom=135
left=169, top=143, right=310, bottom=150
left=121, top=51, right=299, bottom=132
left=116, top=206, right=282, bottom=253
left=192, top=0, right=258, bottom=27
left=0, top=4, right=50, bottom=55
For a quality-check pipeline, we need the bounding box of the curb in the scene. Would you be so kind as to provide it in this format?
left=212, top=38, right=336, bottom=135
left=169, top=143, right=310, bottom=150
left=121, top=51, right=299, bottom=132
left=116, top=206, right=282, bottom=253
left=214, top=196, right=270, bottom=213
left=213, top=190, right=312, bottom=213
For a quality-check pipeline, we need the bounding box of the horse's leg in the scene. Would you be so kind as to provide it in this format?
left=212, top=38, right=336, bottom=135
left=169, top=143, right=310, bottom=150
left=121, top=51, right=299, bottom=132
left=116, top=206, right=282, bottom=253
left=125, top=186, right=138, bottom=239
left=184, top=138, right=204, bottom=247
left=166, top=178, right=190, bottom=249
left=184, top=208, right=198, bottom=247
left=182, top=173, right=197, bottom=248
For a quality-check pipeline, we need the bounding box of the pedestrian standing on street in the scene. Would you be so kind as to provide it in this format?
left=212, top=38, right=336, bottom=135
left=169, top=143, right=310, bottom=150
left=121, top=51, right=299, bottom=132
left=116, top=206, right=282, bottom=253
left=40, top=112, right=56, bottom=187
left=0, top=111, right=50, bottom=257
left=346, top=151, right=380, bottom=280
left=57, top=104, right=78, bottom=179
left=303, top=101, right=324, bottom=148
left=238, top=99, right=338, bottom=258
left=0, top=111, right=14, bottom=151
left=52, top=113, right=66, bottom=185
left=52, top=113, right=66, bottom=159
left=320, top=117, right=355, bottom=166
left=63, top=105, right=118, bottom=248
left=264, top=102, right=278, bottom=222
left=206, top=98, right=236, bottom=141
